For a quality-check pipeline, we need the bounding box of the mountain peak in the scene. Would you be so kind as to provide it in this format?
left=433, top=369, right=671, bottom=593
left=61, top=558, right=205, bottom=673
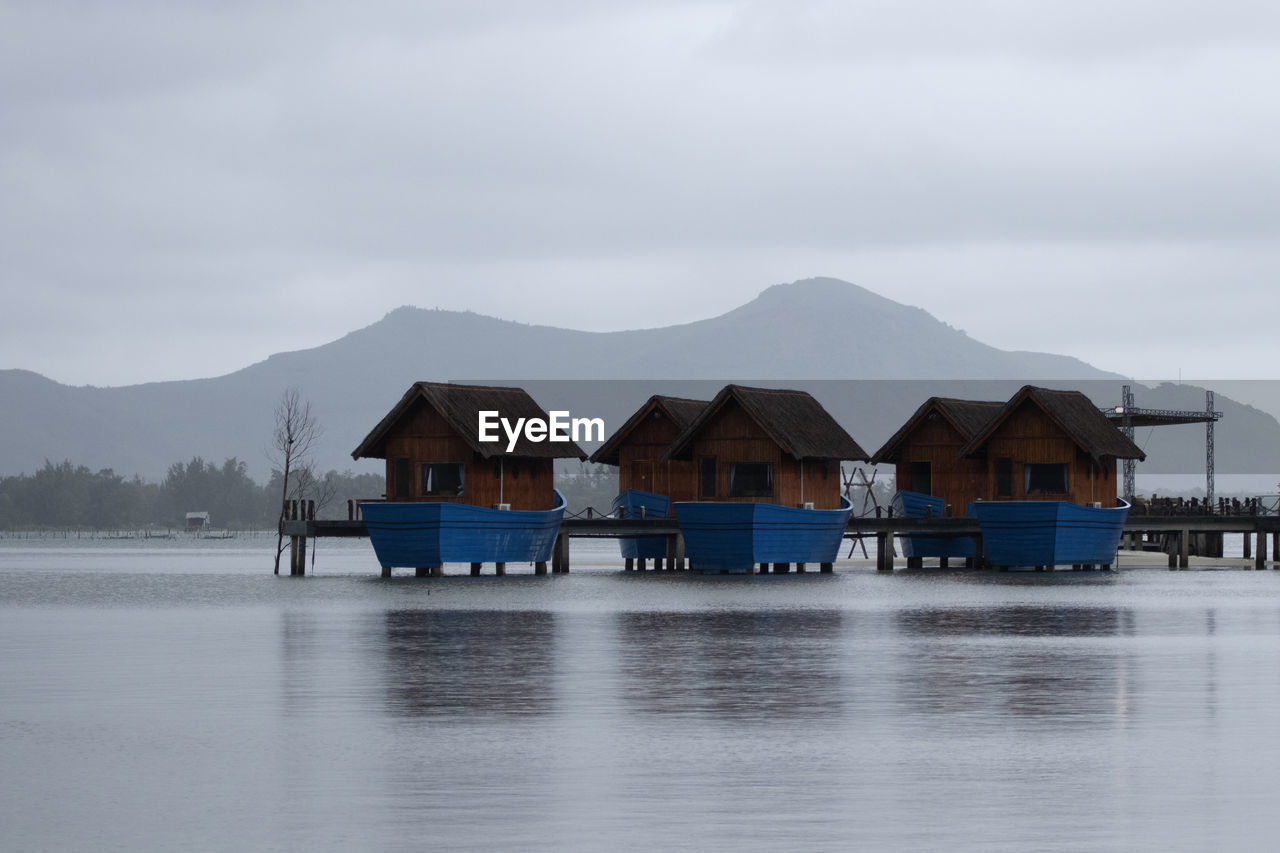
left=740, top=276, right=933, bottom=321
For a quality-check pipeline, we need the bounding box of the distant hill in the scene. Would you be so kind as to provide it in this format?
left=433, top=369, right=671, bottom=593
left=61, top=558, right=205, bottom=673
left=1, top=277, right=1277, bottom=482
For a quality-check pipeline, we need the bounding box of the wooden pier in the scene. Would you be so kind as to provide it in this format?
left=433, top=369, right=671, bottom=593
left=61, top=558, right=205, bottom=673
left=279, top=511, right=1280, bottom=575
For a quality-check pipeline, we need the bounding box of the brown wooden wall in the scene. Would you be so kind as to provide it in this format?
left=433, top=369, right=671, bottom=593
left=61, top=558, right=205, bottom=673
left=891, top=412, right=989, bottom=515
left=686, top=399, right=843, bottom=509
left=615, top=409, right=697, bottom=502
left=379, top=398, right=556, bottom=510
left=974, top=402, right=1121, bottom=508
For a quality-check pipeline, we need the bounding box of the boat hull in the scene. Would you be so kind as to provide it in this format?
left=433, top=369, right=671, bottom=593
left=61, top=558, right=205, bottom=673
left=361, top=490, right=567, bottom=568
left=892, top=490, right=975, bottom=559
left=673, top=497, right=853, bottom=573
left=611, top=489, right=672, bottom=559
left=966, top=499, right=1129, bottom=567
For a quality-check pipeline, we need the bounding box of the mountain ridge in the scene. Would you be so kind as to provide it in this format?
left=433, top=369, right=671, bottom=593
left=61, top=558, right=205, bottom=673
left=4, top=277, right=1272, bottom=483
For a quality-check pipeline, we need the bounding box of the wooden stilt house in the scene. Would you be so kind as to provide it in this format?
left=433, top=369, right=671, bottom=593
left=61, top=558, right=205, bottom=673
left=870, top=397, right=1005, bottom=515
left=661, top=384, right=868, bottom=509
left=958, top=385, right=1145, bottom=507
left=350, top=382, right=587, bottom=511
left=587, top=395, right=708, bottom=501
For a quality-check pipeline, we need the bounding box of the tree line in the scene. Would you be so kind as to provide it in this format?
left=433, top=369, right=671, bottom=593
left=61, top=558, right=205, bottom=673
left=0, top=457, right=628, bottom=530
left=0, top=458, right=386, bottom=530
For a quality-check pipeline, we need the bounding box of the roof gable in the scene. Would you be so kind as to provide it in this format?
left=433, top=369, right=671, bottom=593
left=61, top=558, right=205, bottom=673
left=870, top=397, right=1004, bottom=464
left=587, top=395, right=708, bottom=465
left=959, top=385, right=1146, bottom=462
left=662, top=384, right=868, bottom=462
left=351, top=382, right=588, bottom=461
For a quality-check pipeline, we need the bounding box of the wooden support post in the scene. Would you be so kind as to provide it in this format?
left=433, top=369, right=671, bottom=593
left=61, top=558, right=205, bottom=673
left=471, top=562, right=482, bottom=576
left=415, top=566, right=429, bottom=578
left=1179, top=528, right=1189, bottom=569
left=637, top=557, right=647, bottom=572
left=758, top=563, right=769, bottom=574
left=381, top=565, right=392, bottom=578
left=495, top=562, right=506, bottom=576
left=535, top=561, right=547, bottom=575
left=1243, top=530, right=1251, bottom=559
left=820, top=562, right=833, bottom=573
left=553, top=533, right=570, bottom=573
left=773, top=562, right=790, bottom=573
left=796, top=562, right=806, bottom=573
left=676, top=533, right=686, bottom=570
left=665, top=535, right=679, bottom=572
left=906, top=556, right=922, bottom=569
left=292, top=535, right=307, bottom=576
left=939, top=557, right=949, bottom=569
left=625, top=557, right=634, bottom=571
left=1257, top=530, right=1267, bottom=570
left=877, top=532, right=891, bottom=572
left=972, top=533, right=984, bottom=569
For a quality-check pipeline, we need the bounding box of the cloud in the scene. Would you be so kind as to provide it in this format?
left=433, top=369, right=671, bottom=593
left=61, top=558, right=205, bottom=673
left=1, top=1, right=1278, bottom=385
left=712, top=0, right=1280, bottom=64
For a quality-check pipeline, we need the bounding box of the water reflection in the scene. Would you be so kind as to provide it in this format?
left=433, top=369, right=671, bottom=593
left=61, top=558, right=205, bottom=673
left=898, top=606, right=1135, bottom=638
left=614, top=610, right=844, bottom=719
left=894, top=606, right=1136, bottom=722
left=379, top=610, right=558, bottom=718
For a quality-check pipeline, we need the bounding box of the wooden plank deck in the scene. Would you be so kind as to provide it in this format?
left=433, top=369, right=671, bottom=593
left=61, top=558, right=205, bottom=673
left=280, top=513, right=1280, bottom=574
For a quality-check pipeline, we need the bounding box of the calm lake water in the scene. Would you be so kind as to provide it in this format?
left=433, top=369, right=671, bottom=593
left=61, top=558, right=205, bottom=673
left=3, top=535, right=1280, bottom=852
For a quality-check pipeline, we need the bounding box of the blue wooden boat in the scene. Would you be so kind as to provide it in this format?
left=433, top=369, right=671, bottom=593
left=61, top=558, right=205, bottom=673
left=891, top=490, right=975, bottom=560
left=361, top=490, right=567, bottom=568
left=672, top=496, right=853, bottom=573
left=966, top=499, right=1130, bottom=568
left=611, top=489, right=671, bottom=560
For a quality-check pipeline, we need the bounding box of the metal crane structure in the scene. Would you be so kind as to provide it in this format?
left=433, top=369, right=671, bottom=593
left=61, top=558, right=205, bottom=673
left=1103, top=384, right=1223, bottom=506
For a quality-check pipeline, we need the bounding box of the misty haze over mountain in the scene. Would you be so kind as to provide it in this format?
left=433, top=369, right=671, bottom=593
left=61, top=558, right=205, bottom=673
left=1, top=278, right=1276, bottom=485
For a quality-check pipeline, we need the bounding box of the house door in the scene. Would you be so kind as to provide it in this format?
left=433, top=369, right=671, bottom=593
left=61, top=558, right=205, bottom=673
left=631, top=460, right=654, bottom=493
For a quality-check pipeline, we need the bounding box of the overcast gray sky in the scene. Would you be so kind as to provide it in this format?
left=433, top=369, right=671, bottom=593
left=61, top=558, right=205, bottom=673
left=3, top=1, right=1278, bottom=387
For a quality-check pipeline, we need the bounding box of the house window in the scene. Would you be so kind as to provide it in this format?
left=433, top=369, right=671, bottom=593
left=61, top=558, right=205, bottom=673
left=910, top=461, right=932, bottom=495
left=393, top=458, right=411, bottom=499
left=996, top=458, right=1013, bottom=497
left=422, top=463, right=465, bottom=496
left=728, top=462, right=773, bottom=498
left=700, top=457, right=716, bottom=498
left=1025, top=463, right=1067, bottom=495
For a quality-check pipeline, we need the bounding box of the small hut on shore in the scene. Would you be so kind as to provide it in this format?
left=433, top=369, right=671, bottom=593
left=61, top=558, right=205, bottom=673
left=350, top=382, right=586, bottom=511
left=661, top=384, right=868, bottom=508
left=588, top=395, right=707, bottom=501
left=870, top=397, right=1005, bottom=515
left=958, top=385, right=1145, bottom=507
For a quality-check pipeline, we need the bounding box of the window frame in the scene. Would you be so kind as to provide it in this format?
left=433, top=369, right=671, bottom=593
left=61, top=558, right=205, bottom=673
left=421, top=462, right=466, bottom=497
left=728, top=462, right=773, bottom=498
left=1024, top=462, right=1068, bottom=496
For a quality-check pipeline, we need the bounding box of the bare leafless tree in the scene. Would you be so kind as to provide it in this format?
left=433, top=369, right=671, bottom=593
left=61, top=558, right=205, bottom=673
left=270, top=387, right=322, bottom=575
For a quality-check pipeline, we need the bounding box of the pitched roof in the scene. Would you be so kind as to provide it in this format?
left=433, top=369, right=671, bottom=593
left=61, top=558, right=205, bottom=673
left=661, top=384, right=869, bottom=462
left=869, top=397, right=1004, bottom=464
left=351, top=382, right=588, bottom=461
left=958, top=385, right=1146, bottom=462
left=587, top=395, right=708, bottom=465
